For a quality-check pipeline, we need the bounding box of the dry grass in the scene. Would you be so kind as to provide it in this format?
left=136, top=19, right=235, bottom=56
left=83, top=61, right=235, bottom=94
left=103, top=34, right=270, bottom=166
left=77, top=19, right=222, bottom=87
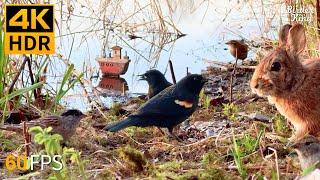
left=0, top=68, right=303, bottom=179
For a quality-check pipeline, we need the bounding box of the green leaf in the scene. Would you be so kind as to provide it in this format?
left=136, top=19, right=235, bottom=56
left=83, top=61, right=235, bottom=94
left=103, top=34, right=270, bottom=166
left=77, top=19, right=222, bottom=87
left=45, top=140, right=54, bottom=155
left=63, top=147, right=76, bottom=154
left=29, top=126, right=44, bottom=134
left=34, top=134, right=45, bottom=144
left=44, top=127, right=53, bottom=133
left=51, top=134, right=63, bottom=142
left=0, top=82, right=44, bottom=105
left=48, top=176, right=58, bottom=180
left=55, top=64, right=83, bottom=103
left=70, top=154, right=78, bottom=163
left=302, top=163, right=317, bottom=176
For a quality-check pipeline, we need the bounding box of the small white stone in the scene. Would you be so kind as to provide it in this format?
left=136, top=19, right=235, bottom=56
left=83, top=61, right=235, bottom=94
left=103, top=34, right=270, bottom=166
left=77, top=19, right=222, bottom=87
left=248, top=112, right=270, bottom=122
left=205, top=129, right=216, bottom=137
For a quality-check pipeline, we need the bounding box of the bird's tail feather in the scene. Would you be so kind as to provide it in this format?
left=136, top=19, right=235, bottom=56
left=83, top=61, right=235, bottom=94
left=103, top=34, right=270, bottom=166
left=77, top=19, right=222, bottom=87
left=104, top=116, right=138, bottom=132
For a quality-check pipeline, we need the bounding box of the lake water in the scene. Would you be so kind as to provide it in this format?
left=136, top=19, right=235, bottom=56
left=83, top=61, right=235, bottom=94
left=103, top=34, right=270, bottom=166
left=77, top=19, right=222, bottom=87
left=49, top=0, right=287, bottom=111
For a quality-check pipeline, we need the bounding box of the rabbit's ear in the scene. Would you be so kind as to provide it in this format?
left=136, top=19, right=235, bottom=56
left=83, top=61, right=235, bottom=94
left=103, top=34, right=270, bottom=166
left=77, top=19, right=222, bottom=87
left=287, top=24, right=306, bottom=55
left=278, top=24, right=292, bottom=47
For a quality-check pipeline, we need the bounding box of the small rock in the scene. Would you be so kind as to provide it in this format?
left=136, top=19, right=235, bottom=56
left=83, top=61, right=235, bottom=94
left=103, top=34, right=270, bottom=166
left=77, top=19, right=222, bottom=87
left=153, top=158, right=159, bottom=163
left=181, top=120, right=191, bottom=129
left=205, top=129, right=216, bottom=137
left=248, top=112, right=270, bottom=122
left=188, top=138, right=198, bottom=143
left=239, top=112, right=271, bottom=123
left=193, top=121, right=214, bottom=131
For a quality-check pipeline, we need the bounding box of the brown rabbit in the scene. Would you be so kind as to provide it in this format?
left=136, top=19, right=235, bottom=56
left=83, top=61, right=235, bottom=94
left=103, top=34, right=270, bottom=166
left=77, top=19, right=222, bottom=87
left=250, top=23, right=320, bottom=141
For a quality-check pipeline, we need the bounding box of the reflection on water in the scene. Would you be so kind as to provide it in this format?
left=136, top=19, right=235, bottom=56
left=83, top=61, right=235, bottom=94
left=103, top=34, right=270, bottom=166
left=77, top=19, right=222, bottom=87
left=98, top=76, right=129, bottom=95
left=91, top=76, right=131, bottom=108
left=56, top=1, right=287, bottom=111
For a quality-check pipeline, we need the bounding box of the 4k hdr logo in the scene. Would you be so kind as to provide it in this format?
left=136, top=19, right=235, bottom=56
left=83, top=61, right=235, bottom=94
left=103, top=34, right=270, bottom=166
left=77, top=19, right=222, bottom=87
left=4, top=4, right=55, bottom=54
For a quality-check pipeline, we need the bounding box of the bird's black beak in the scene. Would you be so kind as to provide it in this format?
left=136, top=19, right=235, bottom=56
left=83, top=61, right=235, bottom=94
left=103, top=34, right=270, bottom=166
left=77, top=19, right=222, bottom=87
left=137, top=74, right=147, bottom=80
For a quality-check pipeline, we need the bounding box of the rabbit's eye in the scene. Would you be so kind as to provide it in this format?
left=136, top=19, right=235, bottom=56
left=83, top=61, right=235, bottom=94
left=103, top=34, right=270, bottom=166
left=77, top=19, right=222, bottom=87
left=271, top=62, right=281, bottom=71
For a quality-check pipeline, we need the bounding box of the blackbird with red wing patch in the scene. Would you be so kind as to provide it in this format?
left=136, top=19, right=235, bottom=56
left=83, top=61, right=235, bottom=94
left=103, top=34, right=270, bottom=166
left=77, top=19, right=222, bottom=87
left=104, top=74, right=207, bottom=139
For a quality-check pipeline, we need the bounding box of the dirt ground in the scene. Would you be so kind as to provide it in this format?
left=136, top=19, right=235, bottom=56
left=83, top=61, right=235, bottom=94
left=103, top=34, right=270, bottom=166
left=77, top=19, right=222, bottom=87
left=0, top=64, right=302, bottom=179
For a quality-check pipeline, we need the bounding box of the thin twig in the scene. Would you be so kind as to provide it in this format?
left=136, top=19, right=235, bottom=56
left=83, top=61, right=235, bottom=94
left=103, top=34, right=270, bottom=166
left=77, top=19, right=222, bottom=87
left=203, top=59, right=255, bottom=71
left=26, top=55, right=38, bottom=99
left=229, top=49, right=239, bottom=103
left=215, top=127, right=226, bottom=147
left=267, top=147, right=280, bottom=180
left=8, top=56, right=28, bottom=93
left=22, top=121, right=30, bottom=157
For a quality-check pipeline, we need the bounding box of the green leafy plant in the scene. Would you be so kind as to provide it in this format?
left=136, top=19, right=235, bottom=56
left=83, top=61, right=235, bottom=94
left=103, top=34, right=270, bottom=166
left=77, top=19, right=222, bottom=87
left=29, top=126, right=88, bottom=179
left=30, top=126, right=63, bottom=155
left=203, top=95, right=211, bottom=110
left=232, top=130, right=247, bottom=179
left=236, top=134, right=260, bottom=155
left=0, top=82, right=44, bottom=107
left=223, top=103, right=239, bottom=121
left=0, top=18, right=8, bottom=124
left=301, top=163, right=317, bottom=176
left=0, top=17, right=6, bottom=98
left=201, top=152, right=218, bottom=167
left=273, top=113, right=289, bottom=134
left=0, top=132, right=18, bottom=151
left=199, top=90, right=211, bottom=110
left=63, top=148, right=87, bottom=179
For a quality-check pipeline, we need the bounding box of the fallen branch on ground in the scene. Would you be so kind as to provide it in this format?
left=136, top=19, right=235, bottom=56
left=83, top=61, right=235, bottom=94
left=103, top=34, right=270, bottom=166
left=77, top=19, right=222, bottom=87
left=203, top=59, right=256, bottom=71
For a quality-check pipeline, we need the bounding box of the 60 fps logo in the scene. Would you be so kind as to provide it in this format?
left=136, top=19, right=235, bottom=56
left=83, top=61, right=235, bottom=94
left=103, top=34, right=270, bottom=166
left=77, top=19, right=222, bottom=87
left=5, top=154, right=63, bottom=171
left=4, top=4, right=55, bottom=54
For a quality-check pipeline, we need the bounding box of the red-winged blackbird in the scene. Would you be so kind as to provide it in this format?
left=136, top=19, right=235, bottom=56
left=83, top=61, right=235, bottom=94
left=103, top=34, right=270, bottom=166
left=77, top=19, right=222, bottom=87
left=226, top=40, right=248, bottom=60
left=104, top=74, right=207, bottom=138
left=138, top=69, right=172, bottom=98
left=0, top=109, right=86, bottom=141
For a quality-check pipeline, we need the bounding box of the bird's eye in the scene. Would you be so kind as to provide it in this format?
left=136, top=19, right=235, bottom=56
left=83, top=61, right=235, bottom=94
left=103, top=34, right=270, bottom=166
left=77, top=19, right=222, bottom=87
left=305, top=141, right=312, bottom=146
left=271, top=62, right=281, bottom=71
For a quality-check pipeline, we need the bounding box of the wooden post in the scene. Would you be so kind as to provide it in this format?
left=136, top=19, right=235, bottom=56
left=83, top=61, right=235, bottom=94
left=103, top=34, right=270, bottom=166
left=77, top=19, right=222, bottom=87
left=168, top=60, right=176, bottom=84
left=229, top=49, right=239, bottom=103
